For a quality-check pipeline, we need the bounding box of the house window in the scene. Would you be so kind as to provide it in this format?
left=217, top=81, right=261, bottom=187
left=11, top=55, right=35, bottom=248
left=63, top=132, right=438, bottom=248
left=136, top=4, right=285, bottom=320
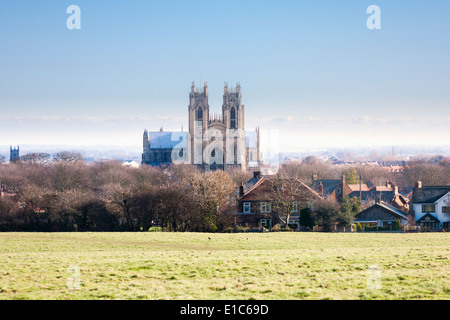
left=443, top=206, right=450, bottom=214
left=337, top=187, right=342, bottom=194
left=292, top=201, right=298, bottom=213
left=243, top=202, right=251, bottom=213
left=422, top=204, right=435, bottom=213
left=261, top=219, right=271, bottom=228
left=260, top=202, right=271, bottom=213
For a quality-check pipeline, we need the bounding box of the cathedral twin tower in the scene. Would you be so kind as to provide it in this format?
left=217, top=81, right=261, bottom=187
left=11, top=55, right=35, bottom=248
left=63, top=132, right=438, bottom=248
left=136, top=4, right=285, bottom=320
left=142, top=82, right=260, bottom=172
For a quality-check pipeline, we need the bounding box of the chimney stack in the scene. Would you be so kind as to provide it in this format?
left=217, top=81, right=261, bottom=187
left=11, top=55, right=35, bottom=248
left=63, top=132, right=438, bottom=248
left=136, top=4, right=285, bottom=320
left=239, top=183, right=244, bottom=197
left=375, top=194, right=381, bottom=204
left=415, top=181, right=422, bottom=189
left=318, top=181, right=323, bottom=196
left=393, top=185, right=398, bottom=195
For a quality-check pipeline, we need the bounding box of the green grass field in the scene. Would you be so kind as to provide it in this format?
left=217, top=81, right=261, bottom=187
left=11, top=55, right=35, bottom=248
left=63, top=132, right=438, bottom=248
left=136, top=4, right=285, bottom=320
left=0, top=232, right=448, bottom=300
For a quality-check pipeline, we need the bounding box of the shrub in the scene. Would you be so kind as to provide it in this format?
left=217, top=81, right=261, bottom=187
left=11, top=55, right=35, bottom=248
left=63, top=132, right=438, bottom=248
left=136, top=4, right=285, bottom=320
left=271, top=224, right=281, bottom=231
left=356, top=222, right=363, bottom=232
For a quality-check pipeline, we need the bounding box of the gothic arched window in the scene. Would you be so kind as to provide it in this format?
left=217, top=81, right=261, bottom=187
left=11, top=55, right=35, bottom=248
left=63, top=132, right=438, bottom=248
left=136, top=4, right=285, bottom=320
left=230, top=107, right=236, bottom=129
left=196, top=108, right=203, bottom=122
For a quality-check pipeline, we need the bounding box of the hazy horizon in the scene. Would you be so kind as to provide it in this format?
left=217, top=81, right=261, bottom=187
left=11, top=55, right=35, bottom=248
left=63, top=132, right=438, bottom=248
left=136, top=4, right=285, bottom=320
left=1, top=1, right=449, bottom=153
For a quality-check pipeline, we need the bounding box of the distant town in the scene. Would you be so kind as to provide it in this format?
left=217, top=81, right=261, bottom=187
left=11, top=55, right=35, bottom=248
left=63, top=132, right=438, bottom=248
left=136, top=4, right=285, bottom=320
left=2, top=143, right=449, bottom=167
left=1, top=83, right=449, bottom=234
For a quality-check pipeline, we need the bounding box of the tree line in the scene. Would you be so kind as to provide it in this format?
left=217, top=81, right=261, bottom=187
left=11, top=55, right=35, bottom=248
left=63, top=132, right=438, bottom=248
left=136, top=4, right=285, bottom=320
left=0, top=152, right=448, bottom=232
left=0, top=152, right=251, bottom=232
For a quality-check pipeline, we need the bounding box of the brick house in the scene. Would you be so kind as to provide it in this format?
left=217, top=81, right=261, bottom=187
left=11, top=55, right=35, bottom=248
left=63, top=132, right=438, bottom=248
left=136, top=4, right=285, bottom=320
left=235, top=172, right=322, bottom=229
left=311, top=175, right=409, bottom=211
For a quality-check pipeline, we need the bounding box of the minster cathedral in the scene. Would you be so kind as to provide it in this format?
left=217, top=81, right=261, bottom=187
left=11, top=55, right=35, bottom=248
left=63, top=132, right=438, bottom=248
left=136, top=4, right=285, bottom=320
left=142, top=82, right=260, bottom=172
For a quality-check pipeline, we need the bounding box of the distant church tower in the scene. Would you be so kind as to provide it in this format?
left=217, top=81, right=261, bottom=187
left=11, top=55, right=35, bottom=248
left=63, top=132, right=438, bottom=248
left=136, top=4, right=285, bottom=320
left=143, top=81, right=260, bottom=172
left=188, top=81, right=248, bottom=171
left=222, top=82, right=244, bottom=130
left=10, top=146, right=19, bottom=162
left=188, top=81, right=210, bottom=168
left=222, top=82, right=246, bottom=171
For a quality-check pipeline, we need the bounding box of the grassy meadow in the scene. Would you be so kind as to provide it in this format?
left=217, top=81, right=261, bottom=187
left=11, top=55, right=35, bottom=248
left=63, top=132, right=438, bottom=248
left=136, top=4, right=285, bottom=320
left=0, top=232, right=449, bottom=300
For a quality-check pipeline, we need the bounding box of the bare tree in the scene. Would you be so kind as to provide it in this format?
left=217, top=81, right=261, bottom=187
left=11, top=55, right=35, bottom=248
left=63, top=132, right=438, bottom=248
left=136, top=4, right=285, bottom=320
left=89, top=160, right=136, bottom=187
left=280, top=161, right=340, bottom=185
left=264, top=173, right=320, bottom=228
left=53, top=151, right=84, bottom=163
left=185, top=170, right=236, bottom=232
left=102, top=183, right=136, bottom=230
left=404, top=162, right=450, bottom=186
left=0, top=196, right=16, bottom=230
left=16, top=184, right=49, bottom=226
left=354, top=165, right=391, bottom=186
left=227, top=168, right=253, bottom=188
left=51, top=160, right=89, bottom=192
left=45, top=189, right=92, bottom=230
left=20, top=153, right=51, bottom=165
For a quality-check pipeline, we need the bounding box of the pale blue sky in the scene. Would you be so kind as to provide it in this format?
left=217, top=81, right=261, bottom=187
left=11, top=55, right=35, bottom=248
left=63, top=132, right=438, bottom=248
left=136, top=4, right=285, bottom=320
left=0, top=1, right=449, bottom=152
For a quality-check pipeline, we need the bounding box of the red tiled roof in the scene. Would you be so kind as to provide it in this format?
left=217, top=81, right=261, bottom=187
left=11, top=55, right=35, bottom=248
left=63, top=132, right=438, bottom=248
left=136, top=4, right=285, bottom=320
left=347, top=184, right=371, bottom=192
left=239, top=175, right=322, bottom=201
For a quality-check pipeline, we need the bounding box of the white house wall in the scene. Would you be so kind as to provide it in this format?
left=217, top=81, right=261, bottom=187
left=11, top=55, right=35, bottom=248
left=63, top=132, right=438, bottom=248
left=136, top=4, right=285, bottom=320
left=414, top=192, right=450, bottom=224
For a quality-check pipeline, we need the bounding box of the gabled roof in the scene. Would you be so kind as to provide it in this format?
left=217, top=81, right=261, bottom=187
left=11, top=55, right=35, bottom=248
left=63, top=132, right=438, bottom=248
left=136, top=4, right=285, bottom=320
left=376, top=202, right=408, bottom=219
left=242, top=174, right=264, bottom=194
left=392, top=194, right=408, bottom=207
left=234, top=174, right=264, bottom=198
left=239, top=175, right=322, bottom=201
left=348, top=189, right=395, bottom=203
left=355, top=201, right=408, bottom=220
left=399, top=187, right=413, bottom=198
left=435, top=192, right=450, bottom=203
left=311, top=179, right=341, bottom=196
left=347, top=184, right=371, bottom=192
left=416, top=213, right=440, bottom=223
left=375, top=186, right=392, bottom=192
left=412, top=186, right=450, bottom=204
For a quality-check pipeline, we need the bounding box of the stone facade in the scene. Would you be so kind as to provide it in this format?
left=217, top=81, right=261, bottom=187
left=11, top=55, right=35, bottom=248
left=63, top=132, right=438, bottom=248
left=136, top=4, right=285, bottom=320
left=10, top=146, right=19, bottom=162
left=142, top=82, right=260, bottom=172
